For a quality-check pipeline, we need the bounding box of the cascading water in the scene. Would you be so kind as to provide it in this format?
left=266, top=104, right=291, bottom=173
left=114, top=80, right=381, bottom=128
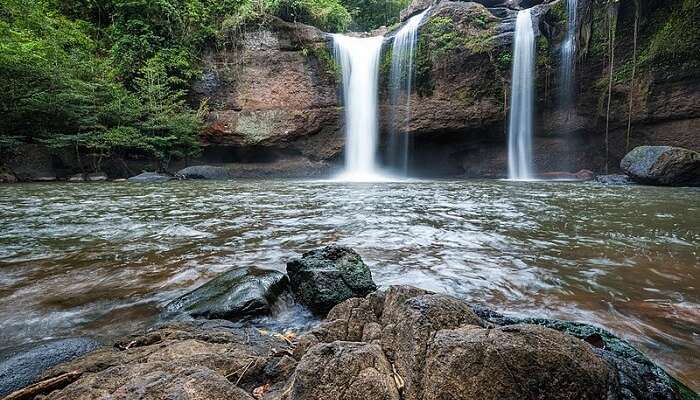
left=387, top=8, right=430, bottom=175
left=332, top=34, right=384, bottom=181
left=560, top=0, right=578, bottom=108
left=507, top=9, right=535, bottom=181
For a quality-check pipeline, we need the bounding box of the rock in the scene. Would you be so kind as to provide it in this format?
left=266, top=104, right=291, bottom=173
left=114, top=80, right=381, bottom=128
left=164, top=267, right=288, bottom=320
left=67, top=173, right=85, bottom=182
left=39, top=322, right=289, bottom=400
left=422, top=324, right=613, bottom=400
left=14, top=286, right=696, bottom=400
left=86, top=172, right=108, bottom=181
left=595, top=174, right=633, bottom=185
left=194, top=18, right=343, bottom=162
left=176, top=165, right=233, bottom=180
left=620, top=146, right=700, bottom=186
left=127, top=172, right=174, bottom=183
left=379, top=289, right=484, bottom=400
left=0, top=171, right=17, bottom=183
left=472, top=311, right=696, bottom=400
left=538, top=169, right=595, bottom=181
left=286, top=245, right=377, bottom=316
left=0, top=337, right=102, bottom=397
left=290, top=341, right=400, bottom=400
left=32, top=174, right=57, bottom=182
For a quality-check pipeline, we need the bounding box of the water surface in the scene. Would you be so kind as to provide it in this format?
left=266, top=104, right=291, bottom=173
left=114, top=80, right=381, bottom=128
left=0, top=180, right=697, bottom=389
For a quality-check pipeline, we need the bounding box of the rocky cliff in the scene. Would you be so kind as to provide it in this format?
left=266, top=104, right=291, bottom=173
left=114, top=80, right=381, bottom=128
left=194, top=0, right=699, bottom=178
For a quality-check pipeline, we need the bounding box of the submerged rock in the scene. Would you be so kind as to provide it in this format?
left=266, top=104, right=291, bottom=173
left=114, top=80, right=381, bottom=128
left=620, top=146, right=700, bottom=186
left=0, top=337, right=102, bottom=397
left=176, top=165, right=233, bottom=180
left=595, top=174, right=633, bottom=185
left=164, top=266, right=288, bottom=320
left=286, top=245, right=377, bottom=316
left=127, top=171, right=174, bottom=183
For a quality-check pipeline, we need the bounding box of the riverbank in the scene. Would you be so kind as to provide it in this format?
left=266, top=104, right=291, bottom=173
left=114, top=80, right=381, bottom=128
left=2, top=280, right=697, bottom=399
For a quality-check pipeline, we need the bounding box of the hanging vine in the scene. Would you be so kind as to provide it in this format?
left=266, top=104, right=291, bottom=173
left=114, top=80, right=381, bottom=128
left=604, top=0, right=619, bottom=174
left=625, top=0, right=641, bottom=152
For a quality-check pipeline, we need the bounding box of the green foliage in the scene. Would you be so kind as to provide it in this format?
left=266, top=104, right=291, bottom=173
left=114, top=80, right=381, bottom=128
left=639, top=0, right=700, bottom=73
left=342, top=0, right=409, bottom=31
left=304, top=44, right=341, bottom=80
left=269, top=0, right=351, bottom=32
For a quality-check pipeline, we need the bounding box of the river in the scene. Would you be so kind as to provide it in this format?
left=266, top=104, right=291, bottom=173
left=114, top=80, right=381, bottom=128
left=0, top=180, right=697, bottom=389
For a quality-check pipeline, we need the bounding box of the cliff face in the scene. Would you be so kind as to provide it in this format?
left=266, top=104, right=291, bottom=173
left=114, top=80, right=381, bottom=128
left=193, top=18, right=344, bottom=163
left=193, top=0, right=699, bottom=178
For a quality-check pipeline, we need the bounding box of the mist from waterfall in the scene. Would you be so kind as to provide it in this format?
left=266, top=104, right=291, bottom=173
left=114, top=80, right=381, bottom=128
left=387, top=8, right=430, bottom=175
left=507, top=9, right=535, bottom=180
left=560, top=0, right=578, bottom=108
left=332, top=34, right=384, bottom=181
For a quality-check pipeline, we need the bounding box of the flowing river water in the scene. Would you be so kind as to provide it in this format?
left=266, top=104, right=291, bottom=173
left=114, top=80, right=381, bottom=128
left=0, top=180, right=698, bottom=390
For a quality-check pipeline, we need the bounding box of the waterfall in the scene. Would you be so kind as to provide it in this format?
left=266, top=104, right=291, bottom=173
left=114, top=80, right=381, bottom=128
left=507, top=9, right=535, bottom=180
left=387, top=8, right=430, bottom=175
left=560, top=0, right=577, bottom=108
left=332, top=34, right=384, bottom=181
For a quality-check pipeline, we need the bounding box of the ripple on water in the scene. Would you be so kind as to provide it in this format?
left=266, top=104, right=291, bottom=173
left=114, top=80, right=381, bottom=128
left=0, top=180, right=698, bottom=390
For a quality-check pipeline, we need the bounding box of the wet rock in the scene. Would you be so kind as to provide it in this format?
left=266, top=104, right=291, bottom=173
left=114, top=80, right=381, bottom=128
left=176, top=165, right=233, bottom=180
left=67, top=173, right=85, bottom=182
left=595, top=174, right=633, bottom=185
left=86, top=172, right=108, bottom=181
left=538, top=169, right=595, bottom=181
left=0, top=171, right=17, bottom=183
left=620, top=146, right=700, bottom=186
left=32, top=174, right=57, bottom=182
left=380, top=289, right=484, bottom=400
left=473, top=311, right=696, bottom=400
left=127, top=171, right=174, bottom=183
left=164, top=266, right=288, bottom=320
left=16, top=286, right=696, bottom=400
left=422, top=324, right=612, bottom=400
left=0, top=337, right=102, bottom=397
left=286, top=245, right=377, bottom=316
left=40, top=321, right=291, bottom=399
left=290, top=341, right=400, bottom=400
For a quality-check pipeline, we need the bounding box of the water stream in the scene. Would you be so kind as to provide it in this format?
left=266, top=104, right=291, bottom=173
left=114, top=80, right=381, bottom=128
left=507, top=9, right=536, bottom=180
left=332, top=34, right=385, bottom=181
left=387, top=8, right=430, bottom=175
left=0, top=181, right=698, bottom=390
left=560, top=0, right=578, bottom=109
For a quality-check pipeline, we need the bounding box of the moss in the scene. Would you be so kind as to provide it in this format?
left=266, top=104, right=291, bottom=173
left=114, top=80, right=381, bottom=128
left=304, top=43, right=340, bottom=81
left=639, top=0, right=700, bottom=73
left=496, top=49, right=512, bottom=71
left=536, top=36, right=551, bottom=68
left=414, top=11, right=497, bottom=96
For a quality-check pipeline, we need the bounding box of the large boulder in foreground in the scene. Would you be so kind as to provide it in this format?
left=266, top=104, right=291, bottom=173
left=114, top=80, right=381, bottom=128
left=0, top=337, right=102, bottom=397
left=423, top=324, right=612, bottom=400
left=290, top=341, right=400, bottom=400
left=620, top=146, right=700, bottom=186
left=8, top=285, right=696, bottom=400
left=286, top=245, right=377, bottom=316
left=164, top=266, right=288, bottom=320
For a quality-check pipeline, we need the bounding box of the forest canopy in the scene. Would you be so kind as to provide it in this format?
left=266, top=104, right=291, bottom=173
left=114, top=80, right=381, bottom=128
left=0, top=0, right=407, bottom=169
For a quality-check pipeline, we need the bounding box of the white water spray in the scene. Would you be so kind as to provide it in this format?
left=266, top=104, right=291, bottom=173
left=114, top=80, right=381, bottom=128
left=560, top=0, right=577, bottom=107
left=507, top=9, right=535, bottom=180
left=387, top=8, right=430, bottom=175
left=332, top=34, right=384, bottom=181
